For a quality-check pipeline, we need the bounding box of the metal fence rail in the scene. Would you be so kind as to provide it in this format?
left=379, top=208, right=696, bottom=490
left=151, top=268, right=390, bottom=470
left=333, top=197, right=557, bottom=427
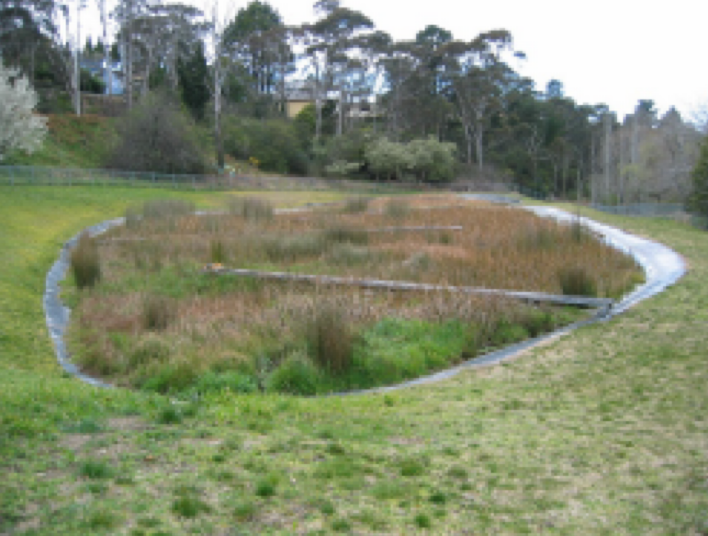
left=591, top=203, right=685, bottom=217
left=0, top=165, right=236, bottom=190
left=0, top=164, right=427, bottom=192
left=591, top=202, right=707, bottom=229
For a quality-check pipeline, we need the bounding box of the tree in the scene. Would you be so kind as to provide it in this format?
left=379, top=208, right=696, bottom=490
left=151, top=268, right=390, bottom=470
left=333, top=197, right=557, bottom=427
left=0, top=57, right=47, bottom=160
left=107, top=90, right=207, bottom=174
left=299, top=2, right=374, bottom=140
left=177, top=40, right=209, bottom=120
left=223, top=1, right=283, bottom=97
left=442, top=31, right=515, bottom=171
left=688, top=135, right=708, bottom=218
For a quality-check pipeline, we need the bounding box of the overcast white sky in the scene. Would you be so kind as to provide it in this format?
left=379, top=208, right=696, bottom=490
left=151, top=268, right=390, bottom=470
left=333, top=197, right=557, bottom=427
left=84, top=0, right=708, bottom=120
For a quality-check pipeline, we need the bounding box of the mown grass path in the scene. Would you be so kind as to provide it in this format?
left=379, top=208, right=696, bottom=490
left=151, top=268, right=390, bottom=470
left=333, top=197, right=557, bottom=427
left=1, top=187, right=707, bottom=534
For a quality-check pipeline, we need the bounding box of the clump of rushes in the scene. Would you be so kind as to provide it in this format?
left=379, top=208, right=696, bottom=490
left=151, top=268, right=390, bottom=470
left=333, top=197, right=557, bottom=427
left=142, top=199, right=195, bottom=219
left=384, top=198, right=410, bottom=219
left=71, top=232, right=101, bottom=289
left=226, top=195, right=274, bottom=222
left=142, top=294, right=176, bottom=331
left=307, top=302, right=354, bottom=375
left=343, top=196, right=371, bottom=213
left=324, top=225, right=369, bottom=245
left=210, top=239, right=226, bottom=264
left=558, top=266, right=598, bottom=297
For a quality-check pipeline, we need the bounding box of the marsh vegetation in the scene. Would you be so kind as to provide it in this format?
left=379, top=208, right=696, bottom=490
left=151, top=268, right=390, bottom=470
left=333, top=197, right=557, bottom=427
left=67, top=195, right=642, bottom=395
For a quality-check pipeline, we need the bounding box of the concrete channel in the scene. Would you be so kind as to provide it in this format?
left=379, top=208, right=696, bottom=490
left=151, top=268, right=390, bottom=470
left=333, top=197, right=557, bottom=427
left=44, top=200, right=687, bottom=394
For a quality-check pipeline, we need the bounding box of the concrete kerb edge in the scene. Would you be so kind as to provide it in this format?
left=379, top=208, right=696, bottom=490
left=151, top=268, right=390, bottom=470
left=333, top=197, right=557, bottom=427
left=44, top=203, right=687, bottom=394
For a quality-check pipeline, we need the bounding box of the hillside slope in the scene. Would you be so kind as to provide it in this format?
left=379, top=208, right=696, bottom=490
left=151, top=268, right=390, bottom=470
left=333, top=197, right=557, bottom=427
left=0, top=187, right=706, bottom=534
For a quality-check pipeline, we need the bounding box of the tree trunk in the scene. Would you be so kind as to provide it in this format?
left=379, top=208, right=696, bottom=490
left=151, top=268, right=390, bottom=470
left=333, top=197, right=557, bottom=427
left=604, top=112, right=612, bottom=203
left=214, top=64, right=224, bottom=169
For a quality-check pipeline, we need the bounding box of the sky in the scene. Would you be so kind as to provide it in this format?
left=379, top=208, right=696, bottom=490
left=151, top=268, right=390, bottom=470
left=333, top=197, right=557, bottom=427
left=82, top=0, right=708, bottom=120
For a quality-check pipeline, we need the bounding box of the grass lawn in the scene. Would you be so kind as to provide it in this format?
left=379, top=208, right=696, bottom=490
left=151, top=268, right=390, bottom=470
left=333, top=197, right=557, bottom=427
left=1, top=186, right=707, bottom=534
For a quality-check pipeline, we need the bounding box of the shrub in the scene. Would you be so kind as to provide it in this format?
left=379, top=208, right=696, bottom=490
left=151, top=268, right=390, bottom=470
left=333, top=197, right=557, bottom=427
left=192, top=371, right=258, bottom=395
left=414, top=512, right=432, bottom=529
left=71, top=233, right=101, bottom=289
left=139, top=361, right=199, bottom=394
left=255, top=473, right=279, bottom=497
left=307, top=304, right=354, bottom=375
left=558, top=266, right=598, bottom=297
left=223, top=117, right=308, bottom=175
left=106, top=91, right=208, bottom=174
left=489, top=320, right=528, bottom=346
left=142, top=294, right=176, bottom=331
left=266, top=352, right=321, bottom=395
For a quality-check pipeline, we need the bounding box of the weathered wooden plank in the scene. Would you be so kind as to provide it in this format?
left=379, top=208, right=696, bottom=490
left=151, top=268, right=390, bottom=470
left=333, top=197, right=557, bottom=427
left=202, top=265, right=614, bottom=311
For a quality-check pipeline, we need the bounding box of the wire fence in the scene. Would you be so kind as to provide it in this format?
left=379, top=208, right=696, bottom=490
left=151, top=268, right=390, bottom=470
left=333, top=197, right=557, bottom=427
left=591, top=203, right=707, bottom=229
left=0, top=165, right=417, bottom=192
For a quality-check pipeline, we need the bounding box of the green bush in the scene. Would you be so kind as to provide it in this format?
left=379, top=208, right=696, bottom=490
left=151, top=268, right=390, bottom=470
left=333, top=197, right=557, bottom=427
left=138, top=361, right=199, bottom=394
left=71, top=232, right=101, bottom=289
left=192, top=371, right=258, bottom=395
left=106, top=92, right=208, bottom=174
left=489, top=320, right=529, bottom=346
left=223, top=117, right=308, bottom=175
left=266, top=353, right=321, bottom=395
left=353, top=319, right=468, bottom=387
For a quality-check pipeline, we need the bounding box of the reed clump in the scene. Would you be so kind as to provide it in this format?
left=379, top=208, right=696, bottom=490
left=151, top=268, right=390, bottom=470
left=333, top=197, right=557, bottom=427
left=71, top=233, right=101, bottom=289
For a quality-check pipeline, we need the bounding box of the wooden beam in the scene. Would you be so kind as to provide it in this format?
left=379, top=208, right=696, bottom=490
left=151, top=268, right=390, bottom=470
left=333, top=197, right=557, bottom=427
left=202, top=266, right=614, bottom=312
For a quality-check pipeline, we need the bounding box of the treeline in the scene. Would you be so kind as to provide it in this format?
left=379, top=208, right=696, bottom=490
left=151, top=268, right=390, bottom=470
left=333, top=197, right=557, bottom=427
left=1, top=0, right=704, bottom=199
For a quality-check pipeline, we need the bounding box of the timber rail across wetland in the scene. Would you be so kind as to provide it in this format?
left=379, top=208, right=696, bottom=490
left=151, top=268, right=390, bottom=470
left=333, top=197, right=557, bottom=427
left=201, top=266, right=614, bottom=314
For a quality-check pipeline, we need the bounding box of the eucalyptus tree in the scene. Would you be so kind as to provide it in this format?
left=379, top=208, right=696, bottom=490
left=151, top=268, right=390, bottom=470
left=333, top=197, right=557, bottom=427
left=223, top=1, right=282, bottom=97
left=378, top=40, right=418, bottom=140
left=112, top=0, right=151, bottom=108
left=442, top=30, right=515, bottom=171
left=298, top=0, right=374, bottom=140
left=409, top=25, right=453, bottom=140
left=0, top=0, right=59, bottom=79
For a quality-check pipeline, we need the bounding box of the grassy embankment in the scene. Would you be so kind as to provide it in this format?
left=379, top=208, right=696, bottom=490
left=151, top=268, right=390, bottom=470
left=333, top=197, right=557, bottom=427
left=1, top=185, right=707, bottom=534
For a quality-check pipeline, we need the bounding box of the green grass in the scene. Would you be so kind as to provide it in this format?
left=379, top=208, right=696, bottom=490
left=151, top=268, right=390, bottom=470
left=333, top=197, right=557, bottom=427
left=1, top=186, right=707, bottom=534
